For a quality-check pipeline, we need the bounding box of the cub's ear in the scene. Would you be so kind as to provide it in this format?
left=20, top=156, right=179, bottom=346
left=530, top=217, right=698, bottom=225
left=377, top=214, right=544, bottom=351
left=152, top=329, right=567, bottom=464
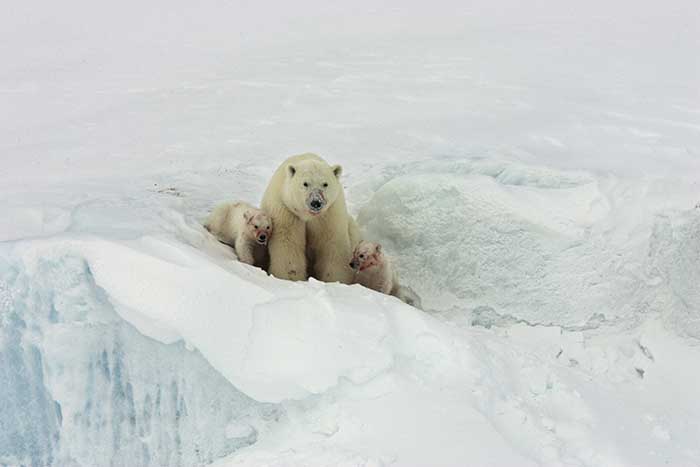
left=331, top=164, right=342, bottom=178
left=375, top=244, right=382, bottom=253
left=288, top=165, right=296, bottom=177
left=243, top=211, right=253, bottom=223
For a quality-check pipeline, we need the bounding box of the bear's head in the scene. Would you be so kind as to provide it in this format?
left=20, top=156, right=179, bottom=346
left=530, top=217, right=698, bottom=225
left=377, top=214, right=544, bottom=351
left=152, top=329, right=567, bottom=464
left=243, top=209, right=273, bottom=245
left=283, top=159, right=343, bottom=220
left=349, top=241, right=383, bottom=272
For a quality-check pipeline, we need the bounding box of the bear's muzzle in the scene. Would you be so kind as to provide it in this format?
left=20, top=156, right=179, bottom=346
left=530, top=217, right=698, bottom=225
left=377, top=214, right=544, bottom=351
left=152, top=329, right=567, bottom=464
left=307, top=190, right=326, bottom=214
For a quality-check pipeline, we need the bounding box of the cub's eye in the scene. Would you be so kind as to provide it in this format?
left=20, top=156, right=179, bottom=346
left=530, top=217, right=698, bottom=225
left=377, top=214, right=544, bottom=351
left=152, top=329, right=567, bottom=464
left=303, top=182, right=309, bottom=187
left=323, top=182, right=328, bottom=188
left=359, top=254, right=365, bottom=259
left=254, top=225, right=259, bottom=229
left=266, top=226, right=270, bottom=230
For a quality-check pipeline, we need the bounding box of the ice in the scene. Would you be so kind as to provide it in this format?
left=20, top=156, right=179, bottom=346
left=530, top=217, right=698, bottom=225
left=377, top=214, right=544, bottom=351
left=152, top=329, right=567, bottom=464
left=2, top=177, right=700, bottom=466
left=357, top=161, right=614, bottom=323
left=356, top=158, right=700, bottom=330
left=648, top=209, right=700, bottom=338
left=0, top=252, right=278, bottom=467
left=9, top=233, right=449, bottom=404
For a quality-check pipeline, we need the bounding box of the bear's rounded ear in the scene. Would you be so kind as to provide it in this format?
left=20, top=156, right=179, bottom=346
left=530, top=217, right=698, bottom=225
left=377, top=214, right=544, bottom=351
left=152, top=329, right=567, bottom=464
left=332, top=164, right=342, bottom=178
left=375, top=244, right=382, bottom=253
left=288, top=165, right=296, bottom=177
left=243, top=211, right=252, bottom=223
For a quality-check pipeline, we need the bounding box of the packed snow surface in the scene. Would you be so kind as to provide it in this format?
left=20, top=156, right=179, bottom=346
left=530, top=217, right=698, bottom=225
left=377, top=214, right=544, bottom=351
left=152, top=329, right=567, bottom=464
left=2, top=0, right=700, bottom=466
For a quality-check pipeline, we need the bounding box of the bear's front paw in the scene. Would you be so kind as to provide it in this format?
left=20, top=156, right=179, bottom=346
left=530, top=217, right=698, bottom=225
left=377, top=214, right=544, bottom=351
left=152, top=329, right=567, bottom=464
left=237, top=254, right=255, bottom=265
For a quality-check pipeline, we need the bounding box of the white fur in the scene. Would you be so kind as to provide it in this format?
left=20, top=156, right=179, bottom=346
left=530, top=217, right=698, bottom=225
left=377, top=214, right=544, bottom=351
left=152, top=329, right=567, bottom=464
left=261, top=153, right=360, bottom=283
left=355, top=259, right=398, bottom=295
left=351, top=241, right=398, bottom=294
left=204, top=202, right=271, bottom=266
left=351, top=241, right=422, bottom=309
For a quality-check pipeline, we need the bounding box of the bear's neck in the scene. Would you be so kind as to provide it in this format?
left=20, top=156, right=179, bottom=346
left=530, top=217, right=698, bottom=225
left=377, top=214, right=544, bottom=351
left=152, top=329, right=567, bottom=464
left=358, top=262, right=392, bottom=289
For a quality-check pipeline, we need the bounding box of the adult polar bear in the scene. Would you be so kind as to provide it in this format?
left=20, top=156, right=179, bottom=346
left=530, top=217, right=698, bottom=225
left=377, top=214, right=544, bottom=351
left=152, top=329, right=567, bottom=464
left=261, top=153, right=360, bottom=283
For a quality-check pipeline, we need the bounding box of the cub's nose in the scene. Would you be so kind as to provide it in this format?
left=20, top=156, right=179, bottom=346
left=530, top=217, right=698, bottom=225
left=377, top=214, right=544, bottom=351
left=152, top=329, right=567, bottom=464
left=349, top=261, right=357, bottom=269
left=310, top=200, right=322, bottom=211
left=259, top=234, right=266, bottom=242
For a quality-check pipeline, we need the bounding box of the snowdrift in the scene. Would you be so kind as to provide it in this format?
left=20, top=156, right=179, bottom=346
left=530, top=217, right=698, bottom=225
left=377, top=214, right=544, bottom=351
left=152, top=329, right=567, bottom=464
left=0, top=247, right=273, bottom=467
left=2, top=159, right=700, bottom=466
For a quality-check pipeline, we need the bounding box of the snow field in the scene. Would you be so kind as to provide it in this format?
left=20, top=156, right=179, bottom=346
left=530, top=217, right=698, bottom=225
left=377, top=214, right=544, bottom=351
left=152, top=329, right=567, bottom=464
left=2, top=0, right=700, bottom=464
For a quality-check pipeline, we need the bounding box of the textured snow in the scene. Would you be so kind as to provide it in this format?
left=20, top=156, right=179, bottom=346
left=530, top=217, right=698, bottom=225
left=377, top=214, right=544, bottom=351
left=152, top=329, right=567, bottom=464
left=0, top=250, right=278, bottom=467
left=2, top=0, right=700, bottom=465
left=357, top=159, right=700, bottom=329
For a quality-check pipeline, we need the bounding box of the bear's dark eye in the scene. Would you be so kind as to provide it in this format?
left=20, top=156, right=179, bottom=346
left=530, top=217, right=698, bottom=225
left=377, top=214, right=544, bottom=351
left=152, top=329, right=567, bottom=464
left=323, top=182, right=328, bottom=188
left=359, top=254, right=365, bottom=259
left=303, top=182, right=309, bottom=187
left=254, top=225, right=258, bottom=229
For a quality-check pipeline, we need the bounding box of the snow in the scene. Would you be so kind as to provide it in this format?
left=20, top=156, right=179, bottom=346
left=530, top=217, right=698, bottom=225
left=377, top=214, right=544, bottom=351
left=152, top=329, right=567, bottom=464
left=0, top=251, right=276, bottom=467
left=2, top=0, right=700, bottom=466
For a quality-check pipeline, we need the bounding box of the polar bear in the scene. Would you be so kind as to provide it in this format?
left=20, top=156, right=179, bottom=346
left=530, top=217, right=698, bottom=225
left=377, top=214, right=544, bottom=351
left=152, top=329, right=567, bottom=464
left=350, top=240, right=423, bottom=309
left=349, top=241, right=396, bottom=295
left=204, top=201, right=272, bottom=267
left=261, top=153, right=360, bottom=283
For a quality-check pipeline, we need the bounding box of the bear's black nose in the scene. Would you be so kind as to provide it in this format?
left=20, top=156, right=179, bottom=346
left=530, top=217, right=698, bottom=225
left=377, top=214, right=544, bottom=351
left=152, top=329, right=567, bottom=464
left=259, top=234, right=266, bottom=241
left=310, top=200, right=322, bottom=210
left=349, top=261, right=357, bottom=269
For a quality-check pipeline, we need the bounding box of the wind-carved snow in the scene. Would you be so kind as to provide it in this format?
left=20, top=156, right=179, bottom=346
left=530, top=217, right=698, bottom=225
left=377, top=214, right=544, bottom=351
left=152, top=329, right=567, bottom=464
left=2, top=155, right=700, bottom=466
left=0, top=251, right=279, bottom=467
left=9, top=236, right=429, bottom=404
left=357, top=161, right=615, bottom=322
left=647, top=209, right=700, bottom=338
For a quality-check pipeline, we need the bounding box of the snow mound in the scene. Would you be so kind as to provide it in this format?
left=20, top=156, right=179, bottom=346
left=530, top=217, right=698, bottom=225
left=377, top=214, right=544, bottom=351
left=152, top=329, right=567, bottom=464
left=3, top=168, right=700, bottom=466
left=0, top=249, right=277, bottom=467
left=357, top=161, right=623, bottom=325
left=648, top=209, right=700, bottom=338
left=9, top=234, right=449, bottom=404
left=3, top=228, right=534, bottom=466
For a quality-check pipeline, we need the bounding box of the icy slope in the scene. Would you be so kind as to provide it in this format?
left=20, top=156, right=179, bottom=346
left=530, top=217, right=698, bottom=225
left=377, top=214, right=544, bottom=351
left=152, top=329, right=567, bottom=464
left=648, top=209, right=700, bottom=339
left=0, top=248, right=276, bottom=467
left=2, top=159, right=699, bottom=466
left=356, top=158, right=700, bottom=327
left=213, top=162, right=700, bottom=466
left=0, top=196, right=532, bottom=465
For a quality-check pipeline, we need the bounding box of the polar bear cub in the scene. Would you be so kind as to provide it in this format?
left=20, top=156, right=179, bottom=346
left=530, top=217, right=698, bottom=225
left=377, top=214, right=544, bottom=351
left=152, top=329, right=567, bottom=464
left=204, top=202, right=272, bottom=266
left=349, top=241, right=422, bottom=309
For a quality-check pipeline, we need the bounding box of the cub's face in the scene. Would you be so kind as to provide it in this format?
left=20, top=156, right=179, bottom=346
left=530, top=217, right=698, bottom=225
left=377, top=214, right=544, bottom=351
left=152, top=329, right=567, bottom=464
left=285, top=161, right=342, bottom=219
left=244, top=210, right=272, bottom=245
left=349, top=241, right=383, bottom=272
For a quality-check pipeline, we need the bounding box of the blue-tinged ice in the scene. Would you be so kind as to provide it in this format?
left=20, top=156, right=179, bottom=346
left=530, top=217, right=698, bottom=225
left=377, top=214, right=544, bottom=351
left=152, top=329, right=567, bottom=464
left=0, top=255, right=278, bottom=467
